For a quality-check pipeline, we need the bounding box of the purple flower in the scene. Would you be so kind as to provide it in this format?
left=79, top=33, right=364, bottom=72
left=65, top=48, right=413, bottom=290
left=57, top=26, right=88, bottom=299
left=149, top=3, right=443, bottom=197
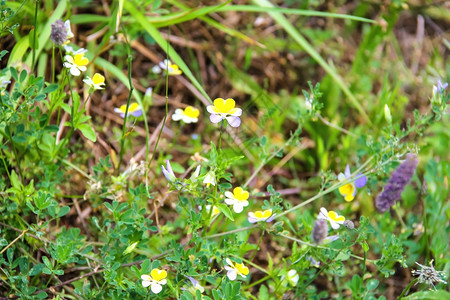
left=433, top=79, right=448, bottom=95
left=338, top=164, right=368, bottom=202
left=161, top=160, right=176, bottom=182
left=375, top=154, right=419, bottom=212
left=206, top=98, right=242, bottom=128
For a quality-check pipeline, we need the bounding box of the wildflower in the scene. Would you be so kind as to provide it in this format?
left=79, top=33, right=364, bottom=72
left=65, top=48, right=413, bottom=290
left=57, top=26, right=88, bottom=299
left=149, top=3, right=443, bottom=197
left=224, top=258, right=249, bottom=281
left=338, top=164, right=367, bottom=202
left=64, top=20, right=74, bottom=41
left=205, top=204, right=220, bottom=217
left=83, top=73, right=105, bottom=90
left=153, top=59, right=182, bottom=75
left=203, top=170, right=216, bottom=186
left=412, top=222, right=424, bottom=236
left=114, top=103, right=143, bottom=118
left=63, top=46, right=87, bottom=55
left=225, top=187, right=249, bottom=213
left=182, top=276, right=205, bottom=294
left=161, top=160, right=176, bottom=182
left=318, top=207, right=345, bottom=230
left=311, top=219, right=328, bottom=244
left=206, top=98, right=242, bottom=127
left=141, top=268, right=168, bottom=294
left=411, top=260, right=447, bottom=289
left=306, top=256, right=320, bottom=268
left=64, top=53, right=89, bottom=76
left=248, top=209, right=274, bottom=223
left=50, top=20, right=67, bottom=46
left=191, top=165, right=201, bottom=181
left=172, top=106, right=200, bottom=124
left=143, top=87, right=153, bottom=102
left=286, top=269, right=299, bottom=286
left=375, top=153, right=418, bottom=212
left=432, top=79, right=448, bottom=96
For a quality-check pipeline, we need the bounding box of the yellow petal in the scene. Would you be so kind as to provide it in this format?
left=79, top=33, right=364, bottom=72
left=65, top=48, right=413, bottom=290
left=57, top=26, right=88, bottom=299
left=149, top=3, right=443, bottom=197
left=328, top=211, right=345, bottom=222
left=214, top=98, right=235, bottom=114
left=151, top=269, right=167, bottom=281
left=233, top=187, right=249, bottom=201
left=92, top=73, right=105, bottom=85
left=236, top=263, right=249, bottom=275
left=185, top=106, right=199, bottom=118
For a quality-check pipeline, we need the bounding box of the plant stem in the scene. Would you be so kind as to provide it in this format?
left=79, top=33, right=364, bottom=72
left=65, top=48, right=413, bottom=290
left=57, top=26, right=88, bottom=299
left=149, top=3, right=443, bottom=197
left=32, top=0, right=39, bottom=71
left=117, top=53, right=134, bottom=173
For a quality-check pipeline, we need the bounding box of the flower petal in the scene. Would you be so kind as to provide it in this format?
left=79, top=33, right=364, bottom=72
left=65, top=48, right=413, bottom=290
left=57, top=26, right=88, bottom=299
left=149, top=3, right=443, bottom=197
left=226, top=116, right=241, bottom=127
left=354, top=173, right=367, bottom=188
left=210, top=114, right=223, bottom=124
left=150, top=282, right=163, bottom=294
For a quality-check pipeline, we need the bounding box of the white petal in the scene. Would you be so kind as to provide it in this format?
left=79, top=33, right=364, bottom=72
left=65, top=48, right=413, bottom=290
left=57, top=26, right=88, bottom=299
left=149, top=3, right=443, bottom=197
left=142, top=280, right=151, bottom=287
left=224, top=191, right=234, bottom=199
left=70, top=67, right=81, bottom=76
left=230, top=108, right=242, bottom=116
left=227, top=270, right=237, bottom=281
left=225, top=198, right=235, bottom=205
left=210, top=114, right=223, bottom=124
left=330, top=221, right=340, bottom=230
left=233, top=203, right=244, bottom=213
left=150, top=282, right=163, bottom=294
left=226, top=116, right=241, bottom=127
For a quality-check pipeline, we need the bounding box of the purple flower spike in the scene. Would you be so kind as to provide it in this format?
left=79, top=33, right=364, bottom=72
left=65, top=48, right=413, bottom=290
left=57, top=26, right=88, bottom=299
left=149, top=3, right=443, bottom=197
left=375, top=154, right=419, bottom=212
left=355, top=173, right=368, bottom=188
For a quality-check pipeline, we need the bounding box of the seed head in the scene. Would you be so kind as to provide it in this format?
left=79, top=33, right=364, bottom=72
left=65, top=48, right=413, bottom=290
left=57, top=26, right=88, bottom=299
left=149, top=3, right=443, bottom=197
left=375, top=154, right=418, bottom=212
left=312, top=219, right=328, bottom=244
left=50, top=19, right=67, bottom=46
left=343, top=220, right=355, bottom=230
left=412, top=260, right=447, bottom=289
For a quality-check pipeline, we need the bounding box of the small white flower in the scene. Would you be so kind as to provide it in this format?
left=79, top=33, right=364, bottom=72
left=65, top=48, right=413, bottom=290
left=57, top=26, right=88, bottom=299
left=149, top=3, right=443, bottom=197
left=224, top=258, right=249, bottom=281
left=225, top=187, right=249, bottom=213
left=318, top=207, right=345, bottom=230
left=248, top=209, right=274, bottom=223
left=141, top=268, right=168, bottom=294
left=190, top=165, right=201, bottom=181
left=158, top=59, right=182, bottom=75
left=203, top=171, right=216, bottom=186
left=64, top=53, right=89, bottom=76
left=172, top=106, right=200, bottom=124
left=83, top=73, right=105, bottom=90
left=63, top=45, right=87, bottom=55
left=64, top=20, right=74, bottom=40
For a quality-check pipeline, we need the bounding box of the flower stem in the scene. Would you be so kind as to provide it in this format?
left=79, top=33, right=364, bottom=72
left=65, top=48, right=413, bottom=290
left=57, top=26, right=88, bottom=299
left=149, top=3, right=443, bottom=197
left=398, top=278, right=418, bottom=298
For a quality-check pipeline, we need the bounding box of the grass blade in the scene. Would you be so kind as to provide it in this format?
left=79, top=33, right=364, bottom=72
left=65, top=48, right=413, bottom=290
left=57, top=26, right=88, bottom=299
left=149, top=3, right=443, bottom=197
left=252, top=0, right=371, bottom=124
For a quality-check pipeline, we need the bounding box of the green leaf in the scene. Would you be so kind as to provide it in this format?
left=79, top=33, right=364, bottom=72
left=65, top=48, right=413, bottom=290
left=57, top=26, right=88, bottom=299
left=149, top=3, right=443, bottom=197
left=57, top=206, right=70, bottom=218
left=216, top=204, right=234, bottom=221
left=42, top=256, right=52, bottom=269
left=403, top=290, right=450, bottom=300
left=29, top=263, right=45, bottom=276
left=366, top=279, right=379, bottom=291
left=78, top=123, right=97, bottom=142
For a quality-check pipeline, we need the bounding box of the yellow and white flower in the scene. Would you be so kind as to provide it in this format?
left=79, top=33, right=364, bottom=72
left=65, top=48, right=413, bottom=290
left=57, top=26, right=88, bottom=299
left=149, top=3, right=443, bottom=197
left=248, top=209, right=274, bottom=223
left=337, top=164, right=367, bottom=202
left=83, top=73, right=105, bottom=90
left=153, top=59, right=182, bottom=76
left=64, top=53, right=89, bottom=76
left=281, top=269, right=299, bottom=287
left=318, top=207, right=345, bottom=230
left=206, top=98, right=242, bottom=127
left=224, top=258, right=249, bottom=281
left=225, top=187, right=249, bottom=213
left=114, top=103, right=142, bottom=118
left=172, top=106, right=200, bottom=123
left=141, top=268, right=167, bottom=294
